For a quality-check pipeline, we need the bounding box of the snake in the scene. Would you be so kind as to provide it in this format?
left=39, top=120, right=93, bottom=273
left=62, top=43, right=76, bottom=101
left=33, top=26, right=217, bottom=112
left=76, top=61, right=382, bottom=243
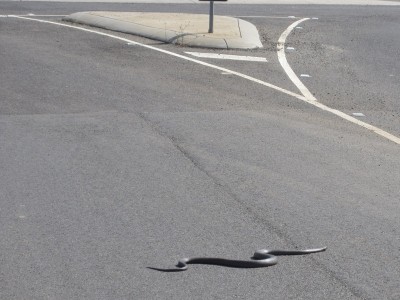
left=149, top=247, right=326, bottom=272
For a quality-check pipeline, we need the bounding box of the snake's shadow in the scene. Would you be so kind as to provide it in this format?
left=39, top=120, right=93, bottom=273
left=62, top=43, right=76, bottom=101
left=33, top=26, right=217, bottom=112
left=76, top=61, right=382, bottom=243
left=147, top=267, right=186, bottom=272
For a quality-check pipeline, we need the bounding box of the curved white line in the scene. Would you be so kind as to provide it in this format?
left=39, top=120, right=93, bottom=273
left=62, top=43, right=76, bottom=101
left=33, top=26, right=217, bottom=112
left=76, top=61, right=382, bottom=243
left=278, top=18, right=400, bottom=145
left=278, top=18, right=316, bottom=101
left=10, top=15, right=305, bottom=102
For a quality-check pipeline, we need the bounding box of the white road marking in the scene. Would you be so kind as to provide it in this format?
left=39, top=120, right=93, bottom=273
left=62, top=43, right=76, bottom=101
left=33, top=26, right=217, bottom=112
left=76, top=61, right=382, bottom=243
left=235, top=16, right=300, bottom=19
left=278, top=18, right=317, bottom=101
left=352, top=112, right=365, bottom=117
left=296, top=26, right=303, bottom=29
left=9, top=15, right=400, bottom=145
left=8, top=14, right=66, bottom=17
left=221, top=72, right=233, bottom=75
left=288, top=16, right=296, bottom=18
left=185, top=52, right=268, bottom=62
left=300, top=74, right=311, bottom=77
left=9, top=15, right=305, bottom=101
left=277, top=18, right=400, bottom=145
left=0, top=15, right=7, bottom=18
left=286, top=47, right=295, bottom=51
left=312, top=17, right=319, bottom=20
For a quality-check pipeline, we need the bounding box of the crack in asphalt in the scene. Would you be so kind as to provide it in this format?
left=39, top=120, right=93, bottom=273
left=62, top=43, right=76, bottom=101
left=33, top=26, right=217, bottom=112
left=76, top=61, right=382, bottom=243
left=137, top=111, right=365, bottom=299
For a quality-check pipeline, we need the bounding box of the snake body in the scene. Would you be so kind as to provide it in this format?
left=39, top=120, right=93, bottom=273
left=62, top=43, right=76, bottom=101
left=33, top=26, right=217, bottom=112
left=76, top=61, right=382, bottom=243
left=175, top=247, right=327, bottom=271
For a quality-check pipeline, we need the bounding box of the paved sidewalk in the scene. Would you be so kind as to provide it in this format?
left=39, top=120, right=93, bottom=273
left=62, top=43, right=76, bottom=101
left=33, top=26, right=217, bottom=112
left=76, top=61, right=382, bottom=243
left=63, top=12, right=263, bottom=49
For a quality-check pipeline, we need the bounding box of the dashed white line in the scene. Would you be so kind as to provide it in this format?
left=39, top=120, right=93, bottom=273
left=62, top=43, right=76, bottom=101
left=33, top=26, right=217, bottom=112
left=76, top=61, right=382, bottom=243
left=185, top=52, right=268, bottom=62
left=352, top=112, right=365, bottom=117
left=300, top=74, right=311, bottom=78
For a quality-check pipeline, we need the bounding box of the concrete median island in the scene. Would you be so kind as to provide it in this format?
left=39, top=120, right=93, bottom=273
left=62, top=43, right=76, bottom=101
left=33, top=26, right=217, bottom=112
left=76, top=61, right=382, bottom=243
left=63, top=12, right=263, bottom=50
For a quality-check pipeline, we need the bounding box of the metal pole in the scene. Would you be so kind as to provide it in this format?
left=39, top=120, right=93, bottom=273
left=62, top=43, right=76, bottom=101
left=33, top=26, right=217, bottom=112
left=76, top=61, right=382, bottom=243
left=209, top=1, right=214, bottom=33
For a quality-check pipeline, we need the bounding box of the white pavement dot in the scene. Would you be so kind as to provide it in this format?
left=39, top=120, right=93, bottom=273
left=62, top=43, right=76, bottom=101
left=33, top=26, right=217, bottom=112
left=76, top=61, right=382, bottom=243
left=300, top=74, right=311, bottom=78
left=352, top=112, right=365, bottom=117
left=19, top=215, right=26, bottom=219
left=296, top=27, right=303, bottom=29
left=27, top=13, right=35, bottom=16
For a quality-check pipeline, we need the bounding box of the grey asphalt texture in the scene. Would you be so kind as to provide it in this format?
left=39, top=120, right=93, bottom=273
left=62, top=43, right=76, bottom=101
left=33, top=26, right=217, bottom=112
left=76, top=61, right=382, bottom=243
left=1, top=2, right=400, bottom=300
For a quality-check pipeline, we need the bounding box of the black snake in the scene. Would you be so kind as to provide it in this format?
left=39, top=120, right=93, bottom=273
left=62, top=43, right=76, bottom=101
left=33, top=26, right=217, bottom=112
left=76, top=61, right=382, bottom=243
left=149, top=247, right=326, bottom=272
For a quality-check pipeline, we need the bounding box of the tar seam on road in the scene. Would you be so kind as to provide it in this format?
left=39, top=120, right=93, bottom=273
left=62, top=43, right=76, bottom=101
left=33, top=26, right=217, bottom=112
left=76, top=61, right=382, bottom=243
left=9, top=15, right=400, bottom=145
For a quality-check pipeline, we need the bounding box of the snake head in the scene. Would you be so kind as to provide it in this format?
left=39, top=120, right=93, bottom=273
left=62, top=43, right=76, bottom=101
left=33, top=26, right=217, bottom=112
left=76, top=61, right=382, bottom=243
left=252, top=249, right=271, bottom=259
left=176, top=258, right=190, bottom=270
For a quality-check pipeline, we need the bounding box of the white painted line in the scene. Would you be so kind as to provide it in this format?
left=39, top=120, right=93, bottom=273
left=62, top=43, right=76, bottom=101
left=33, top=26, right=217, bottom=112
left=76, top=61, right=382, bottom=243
left=312, top=17, right=319, bottom=20
left=221, top=72, right=233, bottom=75
left=286, top=47, right=295, bottom=51
left=352, top=112, right=365, bottom=117
left=10, top=15, right=304, bottom=101
left=0, top=15, right=7, bottom=18
left=277, top=18, right=400, bottom=145
left=185, top=52, right=268, bottom=62
left=10, top=15, right=400, bottom=145
left=288, top=16, right=296, bottom=18
left=235, top=16, right=299, bottom=19
left=296, top=27, right=303, bottom=29
left=9, top=14, right=66, bottom=17
left=278, top=18, right=317, bottom=101
left=31, top=15, right=67, bottom=17
left=300, top=74, right=311, bottom=78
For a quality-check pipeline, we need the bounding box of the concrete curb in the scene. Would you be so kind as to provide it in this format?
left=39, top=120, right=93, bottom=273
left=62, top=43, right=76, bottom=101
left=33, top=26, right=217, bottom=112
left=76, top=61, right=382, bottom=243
left=63, top=12, right=263, bottom=50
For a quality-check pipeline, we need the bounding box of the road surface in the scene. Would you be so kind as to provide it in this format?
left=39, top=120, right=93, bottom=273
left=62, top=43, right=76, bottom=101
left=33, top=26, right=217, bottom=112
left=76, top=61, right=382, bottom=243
left=1, top=1, right=399, bottom=299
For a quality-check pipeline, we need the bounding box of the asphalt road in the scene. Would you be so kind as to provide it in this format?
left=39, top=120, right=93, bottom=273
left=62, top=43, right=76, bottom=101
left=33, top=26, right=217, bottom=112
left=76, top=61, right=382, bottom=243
left=1, top=1, right=399, bottom=300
